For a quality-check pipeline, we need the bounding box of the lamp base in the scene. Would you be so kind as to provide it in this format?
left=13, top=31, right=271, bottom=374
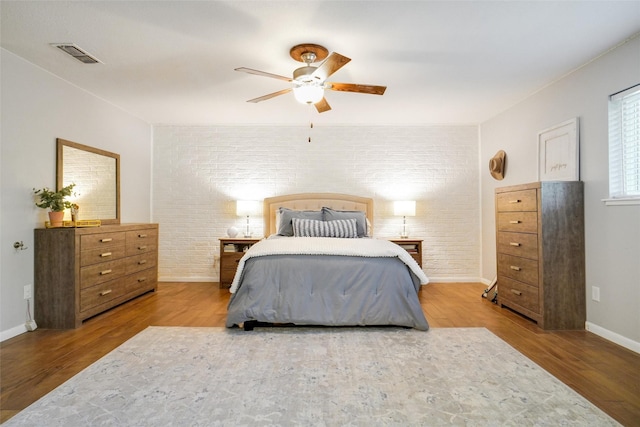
left=399, top=233, right=409, bottom=239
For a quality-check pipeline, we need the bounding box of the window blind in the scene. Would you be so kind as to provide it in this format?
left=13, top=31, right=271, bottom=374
left=609, top=84, right=640, bottom=199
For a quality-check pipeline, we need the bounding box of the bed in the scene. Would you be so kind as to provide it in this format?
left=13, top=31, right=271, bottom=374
left=225, top=193, right=429, bottom=330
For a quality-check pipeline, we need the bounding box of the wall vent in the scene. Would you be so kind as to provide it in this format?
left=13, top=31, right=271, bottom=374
left=51, top=43, right=102, bottom=64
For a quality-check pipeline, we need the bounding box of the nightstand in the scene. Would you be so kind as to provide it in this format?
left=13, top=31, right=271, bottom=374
left=219, top=238, right=261, bottom=288
left=389, top=239, right=423, bottom=268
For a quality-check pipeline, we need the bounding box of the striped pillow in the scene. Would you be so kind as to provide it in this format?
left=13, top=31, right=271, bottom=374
left=292, top=218, right=358, bottom=238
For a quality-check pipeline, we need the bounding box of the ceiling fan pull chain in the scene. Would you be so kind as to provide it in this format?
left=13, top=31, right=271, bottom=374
left=308, top=106, right=314, bottom=143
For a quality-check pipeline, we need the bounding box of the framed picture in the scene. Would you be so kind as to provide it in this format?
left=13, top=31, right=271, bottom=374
left=538, top=118, right=579, bottom=181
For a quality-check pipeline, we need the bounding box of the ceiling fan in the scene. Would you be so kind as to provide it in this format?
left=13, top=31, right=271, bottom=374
left=235, top=43, right=386, bottom=113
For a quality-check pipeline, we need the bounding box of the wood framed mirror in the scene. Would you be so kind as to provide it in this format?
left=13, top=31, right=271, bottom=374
left=56, top=138, right=120, bottom=225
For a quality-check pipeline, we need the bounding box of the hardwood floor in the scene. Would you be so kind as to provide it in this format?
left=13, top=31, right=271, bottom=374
left=1, top=282, right=639, bottom=425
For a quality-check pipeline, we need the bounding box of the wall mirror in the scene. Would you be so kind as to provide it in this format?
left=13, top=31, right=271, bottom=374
left=56, top=138, right=120, bottom=225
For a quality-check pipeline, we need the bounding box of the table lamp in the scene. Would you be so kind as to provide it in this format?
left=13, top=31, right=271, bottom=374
left=393, top=200, right=416, bottom=238
left=236, top=200, right=260, bottom=238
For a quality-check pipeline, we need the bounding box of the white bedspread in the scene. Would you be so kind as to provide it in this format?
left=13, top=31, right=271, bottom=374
left=229, top=237, right=429, bottom=293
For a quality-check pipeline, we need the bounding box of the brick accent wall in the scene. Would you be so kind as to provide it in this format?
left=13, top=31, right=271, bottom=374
left=153, top=125, right=480, bottom=282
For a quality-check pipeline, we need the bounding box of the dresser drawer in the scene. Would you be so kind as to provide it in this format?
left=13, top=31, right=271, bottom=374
left=80, top=268, right=157, bottom=313
left=221, top=255, right=242, bottom=272
left=128, top=267, right=157, bottom=289
left=126, top=229, right=158, bottom=256
left=125, top=253, right=157, bottom=275
left=81, top=232, right=126, bottom=250
left=498, top=253, right=539, bottom=286
left=220, top=253, right=243, bottom=284
left=496, top=189, right=537, bottom=212
left=498, top=276, right=539, bottom=313
left=80, top=245, right=127, bottom=267
left=80, top=258, right=128, bottom=289
left=80, top=278, right=124, bottom=312
left=220, top=269, right=237, bottom=285
left=497, top=212, right=538, bottom=233
left=497, top=232, right=538, bottom=260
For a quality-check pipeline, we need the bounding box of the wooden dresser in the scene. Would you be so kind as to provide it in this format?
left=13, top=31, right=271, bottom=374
left=34, top=223, right=158, bottom=328
left=495, top=182, right=585, bottom=330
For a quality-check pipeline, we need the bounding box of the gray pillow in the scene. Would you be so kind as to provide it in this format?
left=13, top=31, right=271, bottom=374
left=322, top=207, right=368, bottom=237
left=277, top=207, right=323, bottom=236
left=292, top=218, right=358, bottom=238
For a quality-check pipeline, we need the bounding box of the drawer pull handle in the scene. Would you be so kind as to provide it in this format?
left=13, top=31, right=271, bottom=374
left=509, top=220, right=521, bottom=224
left=509, top=242, right=521, bottom=247
left=100, top=252, right=112, bottom=258
left=100, top=269, right=112, bottom=275
left=510, top=265, right=521, bottom=271
left=100, top=238, right=113, bottom=243
left=100, top=289, right=112, bottom=296
left=138, top=277, right=146, bottom=282
left=508, top=199, right=521, bottom=204
left=511, top=289, right=522, bottom=296
left=138, top=234, right=147, bottom=238
left=138, top=246, right=147, bottom=251
left=138, top=260, right=147, bottom=265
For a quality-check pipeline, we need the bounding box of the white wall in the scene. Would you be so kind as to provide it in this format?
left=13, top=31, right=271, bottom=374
left=480, top=36, right=640, bottom=351
left=153, top=125, right=480, bottom=283
left=0, top=49, right=153, bottom=341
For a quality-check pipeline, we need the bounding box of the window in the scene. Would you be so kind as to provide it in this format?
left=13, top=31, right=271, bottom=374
left=608, top=84, right=640, bottom=203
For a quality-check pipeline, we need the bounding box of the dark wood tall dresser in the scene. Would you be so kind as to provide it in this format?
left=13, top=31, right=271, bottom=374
left=34, top=223, right=158, bottom=328
left=495, top=182, right=585, bottom=329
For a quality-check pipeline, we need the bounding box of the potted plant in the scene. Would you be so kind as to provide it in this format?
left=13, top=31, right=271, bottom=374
left=33, top=183, right=76, bottom=227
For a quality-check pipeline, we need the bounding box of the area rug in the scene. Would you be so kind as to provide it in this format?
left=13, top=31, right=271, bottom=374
left=5, top=327, right=619, bottom=426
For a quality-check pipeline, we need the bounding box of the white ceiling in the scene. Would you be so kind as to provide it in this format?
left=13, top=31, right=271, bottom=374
left=2, top=1, right=639, bottom=125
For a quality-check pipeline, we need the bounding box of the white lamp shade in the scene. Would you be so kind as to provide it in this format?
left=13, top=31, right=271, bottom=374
left=236, top=200, right=260, bottom=216
left=394, top=200, right=416, bottom=217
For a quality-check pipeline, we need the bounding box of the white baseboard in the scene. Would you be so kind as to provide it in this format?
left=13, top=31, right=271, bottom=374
left=586, top=321, right=640, bottom=354
left=1, top=323, right=28, bottom=342
left=158, top=276, right=217, bottom=282
left=427, top=277, right=483, bottom=283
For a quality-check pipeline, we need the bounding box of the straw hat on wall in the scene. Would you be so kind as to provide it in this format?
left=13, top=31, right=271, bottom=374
left=489, top=150, right=506, bottom=180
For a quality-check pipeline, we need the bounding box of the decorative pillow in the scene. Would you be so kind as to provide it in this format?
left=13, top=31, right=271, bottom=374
left=292, top=218, right=358, bottom=238
left=322, top=207, right=368, bottom=237
left=277, top=207, right=323, bottom=236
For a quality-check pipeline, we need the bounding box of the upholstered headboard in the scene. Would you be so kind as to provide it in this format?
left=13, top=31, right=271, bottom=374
left=263, top=193, right=374, bottom=237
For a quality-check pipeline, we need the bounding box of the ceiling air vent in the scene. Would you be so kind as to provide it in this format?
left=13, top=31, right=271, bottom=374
left=51, top=43, right=102, bottom=64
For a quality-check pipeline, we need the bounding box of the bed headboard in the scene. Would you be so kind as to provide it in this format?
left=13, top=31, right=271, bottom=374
left=263, top=193, right=374, bottom=237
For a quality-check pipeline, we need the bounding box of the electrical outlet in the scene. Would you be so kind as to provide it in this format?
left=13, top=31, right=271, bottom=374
left=23, top=284, right=32, bottom=300
left=592, top=286, right=600, bottom=302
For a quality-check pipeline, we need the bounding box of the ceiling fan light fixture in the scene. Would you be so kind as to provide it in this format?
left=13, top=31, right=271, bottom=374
left=236, top=43, right=384, bottom=113
left=293, top=83, right=324, bottom=105
left=292, top=68, right=324, bottom=104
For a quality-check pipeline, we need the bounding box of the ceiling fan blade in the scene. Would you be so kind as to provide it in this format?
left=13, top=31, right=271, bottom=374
left=246, top=88, right=292, bottom=103
left=311, top=53, right=351, bottom=81
left=327, top=82, right=387, bottom=95
left=314, top=97, right=331, bottom=113
left=235, top=67, right=292, bottom=82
